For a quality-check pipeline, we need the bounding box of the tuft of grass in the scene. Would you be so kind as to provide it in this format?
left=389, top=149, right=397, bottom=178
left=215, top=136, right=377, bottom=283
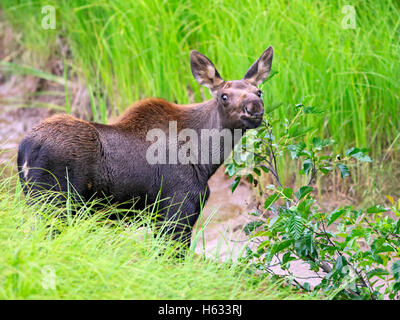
left=0, top=174, right=311, bottom=300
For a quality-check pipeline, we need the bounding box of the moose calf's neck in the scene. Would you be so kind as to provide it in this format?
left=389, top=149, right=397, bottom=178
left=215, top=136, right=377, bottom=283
left=115, top=97, right=242, bottom=181
left=180, top=98, right=244, bottom=179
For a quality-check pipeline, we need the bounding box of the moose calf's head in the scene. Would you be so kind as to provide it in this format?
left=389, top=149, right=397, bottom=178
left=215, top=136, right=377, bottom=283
left=190, top=46, right=273, bottom=130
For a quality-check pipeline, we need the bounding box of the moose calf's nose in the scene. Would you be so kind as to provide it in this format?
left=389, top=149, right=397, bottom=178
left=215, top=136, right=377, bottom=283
left=243, top=100, right=264, bottom=117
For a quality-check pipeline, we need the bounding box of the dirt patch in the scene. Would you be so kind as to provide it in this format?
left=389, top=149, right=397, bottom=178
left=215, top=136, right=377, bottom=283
left=0, top=105, right=54, bottom=165
left=194, top=168, right=256, bottom=260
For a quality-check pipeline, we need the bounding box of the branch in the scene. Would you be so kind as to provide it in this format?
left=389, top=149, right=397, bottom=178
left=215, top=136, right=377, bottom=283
left=307, top=164, right=317, bottom=186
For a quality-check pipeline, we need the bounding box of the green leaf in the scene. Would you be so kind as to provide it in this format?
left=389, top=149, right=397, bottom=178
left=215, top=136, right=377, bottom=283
left=288, top=215, right=304, bottom=239
left=225, top=164, right=236, bottom=177
left=271, top=239, right=293, bottom=255
left=302, top=106, right=324, bottom=114
left=352, top=152, right=372, bottom=163
left=257, top=240, right=270, bottom=251
left=231, top=176, right=241, bottom=193
left=303, top=159, right=313, bottom=176
left=264, top=102, right=282, bottom=114
left=327, top=209, right=346, bottom=226
left=345, top=147, right=372, bottom=163
left=391, top=261, right=400, bottom=283
left=334, top=256, right=348, bottom=273
left=264, top=193, right=280, bottom=209
left=294, top=231, right=316, bottom=258
left=371, top=238, right=396, bottom=254
left=282, top=188, right=294, bottom=200
left=366, top=205, right=387, bottom=214
left=246, top=174, right=254, bottom=184
left=295, top=186, right=314, bottom=200
left=282, top=252, right=296, bottom=265
left=319, top=166, right=332, bottom=175
left=312, top=137, right=334, bottom=150
left=395, top=219, right=400, bottom=234
left=303, top=282, right=311, bottom=291
left=287, top=143, right=306, bottom=159
left=367, top=268, right=389, bottom=279
left=288, top=125, right=314, bottom=139
left=243, top=221, right=264, bottom=236
left=297, top=199, right=314, bottom=218
left=375, top=243, right=396, bottom=254
left=294, top=103, right=324, bottom=114
left=336, top=163, right=350, bottom=179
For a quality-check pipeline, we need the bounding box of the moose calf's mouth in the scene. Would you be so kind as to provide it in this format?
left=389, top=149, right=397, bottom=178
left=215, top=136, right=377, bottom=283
left=241, top=115, right=263, bottom=129
left=241, top=115, right=263, bottom=121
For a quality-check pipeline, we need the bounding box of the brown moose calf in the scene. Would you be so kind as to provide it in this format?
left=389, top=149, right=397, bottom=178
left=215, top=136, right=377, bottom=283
left=18, top=47, right=274, bottom=247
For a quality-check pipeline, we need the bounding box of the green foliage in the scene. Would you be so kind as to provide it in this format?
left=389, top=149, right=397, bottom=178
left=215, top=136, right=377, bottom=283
left=1, top=0, right=400, bottom=155
left=228, top=99, right=400, bottom=300
left=0, top=174, right=306, bottom=300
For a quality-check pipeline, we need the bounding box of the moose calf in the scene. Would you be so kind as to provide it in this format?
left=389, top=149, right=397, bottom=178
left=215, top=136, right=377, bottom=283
left=18, top=46, right=274, bottom=247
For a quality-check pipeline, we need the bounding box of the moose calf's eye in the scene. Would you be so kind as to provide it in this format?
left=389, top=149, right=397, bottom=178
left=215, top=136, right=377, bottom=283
left=221, top=94, right=228, bottom=101
left=257, top=90, right=263, bottom=98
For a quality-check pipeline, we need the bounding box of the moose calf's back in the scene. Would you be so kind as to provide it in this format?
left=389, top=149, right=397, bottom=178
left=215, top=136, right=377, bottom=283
left=18, top=114, right=100, bottom=198
left=18, top=99, right=180, bottom=204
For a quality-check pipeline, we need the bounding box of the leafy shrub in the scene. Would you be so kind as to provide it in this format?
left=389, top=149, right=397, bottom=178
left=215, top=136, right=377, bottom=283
left=226, top=101, right=400, bottom=300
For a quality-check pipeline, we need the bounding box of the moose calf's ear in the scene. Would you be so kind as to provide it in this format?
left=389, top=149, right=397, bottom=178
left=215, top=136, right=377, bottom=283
left=243, top=46, right=274, bottom=86
left=190, top=50, right=224, bottom=96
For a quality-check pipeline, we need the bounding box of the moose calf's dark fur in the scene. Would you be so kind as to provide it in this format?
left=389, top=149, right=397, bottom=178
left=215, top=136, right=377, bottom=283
left=18, top=46, right=274, bottom=247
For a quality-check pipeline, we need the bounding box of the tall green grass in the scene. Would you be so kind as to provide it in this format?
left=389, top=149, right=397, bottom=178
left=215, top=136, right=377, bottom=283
left=0, top=173, right=309, bottom=299
left=1, top=0, right=399, bottom=158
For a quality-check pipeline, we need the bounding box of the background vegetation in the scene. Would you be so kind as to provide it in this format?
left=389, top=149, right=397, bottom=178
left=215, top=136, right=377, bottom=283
left=2, top=0, right=399, bottom=154
left=0, top=173, right=308, bottom=299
